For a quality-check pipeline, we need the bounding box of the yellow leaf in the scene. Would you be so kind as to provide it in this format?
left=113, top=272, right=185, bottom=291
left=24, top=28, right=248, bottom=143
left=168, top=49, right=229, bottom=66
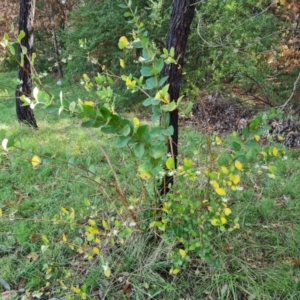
left=103, top=266, right=111, bottom=278
left=169, top=268, right=180, bottom=275
left=216, top=187, right=226, bottom=196
left=254, top=135, right=260, bottom=141
left=46, top=267, right=52, bottom=275
left=62, top=234, right=67, bottom=242
left=95, top=237, right=101, bottom=244
left=93, top=247, right=100, bottom=255
left=88, top=219, right=96, bottom=226
left=223, top=207, right=232, bottom=216
left=133, top=117, right=139, bottom=126
left=231, top=174, right=240, bottom=185
left=215, top=136, right=222, bottom=145
left=212, top=180, right=219, bottom=189
left=119, top=58, right=125, bottom=68
left=31, top=155, right=42, bottom=166
left=61, top=207, right=69, bottom=214
left=272, top=147, right=279, bottom=156
left=179, top=249, right=186, bottom=258
left=139, top=171, right=152, bottom=180
left=88, top=227, right=100, bottom=235
left=211, top=218, right=219, bottom=226
left=260, top=151, right=267, bottom=158
left=161, top=202, right=169, bottom=213
left=0, top=208, right=2, bottom=218
left=277, top=134, right=284, bottom=141
left=220, top=217, right=227, bottom=224
left=234, top=160, right=243, bottom=171
left=71, top=286, right=81, bottom=294
left=227, top=181, right=232, bottom=186
left=83, top=101, right=94, bottom=107
left=102, top=219, right=108, bottom=230
left=221, top=166, right=228, bottom=174
left=118, top=36, right=129, bottom=49
left=231, top=185, right=237, bottom=191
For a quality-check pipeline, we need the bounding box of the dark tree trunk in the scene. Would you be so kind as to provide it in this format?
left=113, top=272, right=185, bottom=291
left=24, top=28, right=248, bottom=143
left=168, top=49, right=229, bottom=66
left=16, top=0, right=38, bottom=129
left=161, top=0, right=196, bottom=195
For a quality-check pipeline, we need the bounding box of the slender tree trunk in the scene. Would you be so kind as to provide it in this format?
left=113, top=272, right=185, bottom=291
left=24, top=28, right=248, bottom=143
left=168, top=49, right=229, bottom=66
left=161, top=0, right=196, bottom=194
left=16, top=0, right=38, bottom=128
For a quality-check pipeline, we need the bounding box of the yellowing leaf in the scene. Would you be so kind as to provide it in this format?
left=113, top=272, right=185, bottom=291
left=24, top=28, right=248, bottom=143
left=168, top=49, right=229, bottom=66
left=46, top=267, right=52, bottom=275
left=93, top=247, right=100, bottom=255
left=260, top=151, right=267, bottom=158
left=31, top=155, right=42, bottom=166
left=119, top=58, right=125, bottom=68
left=223, top=207, right=232, bottom=216
left=88, top=227, right=100, bottom=235
left=211, top=218, right=219, bottom=226
left=169, top=268, right=180, bottom=275
left=84, top=101, right=94, bottom=107
left=272, top=147, right=279, bottom=156
left=62, top=234, right=67, bottom=242
left=71, top=286, right=81, bottom=294
left=179, top=249, right=186, bottom=258
left=212, top=180, right=219, bottom=189
left=254, top=135, right=260, bottom=141
left=139, top=171, right=152, bottom=180
left=118, top=36, right=129, bottom=49
left=231, top=185, right=237, bottom=191
left=61, top=207, right=69, bottom=214
left=102, top=219, right=108, bottom=230
left=95, top=237, right=101, bottom=244
left=277, top=134, right=284, bottom=141
left=88, top=219, right=96, bottom=226
left=166, top=157, right=175, bottom=170
left=215, top=136, right=222, bottom=145
left=161, top=202, right=169, bottom=213
left=221, top=166, right=228, bottom=174
left=231, top=174, right=240, bottom=185
left=234, top=160, right=243, bottom=171
left=133, top=117, right=139, bottom=126
left=216, top=187, right=226, bottom=196
left=103, top=266, right=111, bottom=278
left=220, top=217, right=227, bottom=224
left=0, top=208, right=2, bottom=218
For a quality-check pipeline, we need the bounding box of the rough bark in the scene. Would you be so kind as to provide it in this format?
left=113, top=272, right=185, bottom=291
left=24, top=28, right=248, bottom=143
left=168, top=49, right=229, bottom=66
left=161, top=0, right=196, bottom=194
left=16, top=0, right=38, bottom=128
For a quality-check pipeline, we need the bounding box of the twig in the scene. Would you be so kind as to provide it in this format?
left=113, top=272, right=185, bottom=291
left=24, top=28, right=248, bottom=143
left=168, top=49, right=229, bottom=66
left=281, top=69, right=300, bottom=110
left=85, top=128, right=139, bottom=224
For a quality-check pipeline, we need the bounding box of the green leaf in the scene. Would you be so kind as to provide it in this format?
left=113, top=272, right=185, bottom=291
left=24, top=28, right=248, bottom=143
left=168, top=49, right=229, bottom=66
left=118, top=228, right=132, bottom=238
left=141, top=67, right=152, bottom=77
left=231, top=141, right=241, bottom=152
left=2, top=138, right=14, bottom=151
left=145, top=77, right=157, bottom=90
left=245, top=140, right=259, bottom=149
left=154, top=59, right=164, bottom=73
left=218, top=154, right=232, bottom=166
left=81, top=119, right=96, bottom=127
left=119, top=124, right=131, bottom=136
left=101, top=126, right=117, bottom=134
left=162, top=126, right=174, bottom=136
left=161, top=102, right=177, bottom=112
left=166, top=157, right=174, bottom=169
left=136, top=125, right=150, bottom=142
left=149, top=144, right=166, bottom=159
left=17, top=30, right=26, bottom=42
left=116, top=136, right=131, bottom=148
left=242, top=128, right=250, bottom=138
left=134, top=143, right=145, bottom=158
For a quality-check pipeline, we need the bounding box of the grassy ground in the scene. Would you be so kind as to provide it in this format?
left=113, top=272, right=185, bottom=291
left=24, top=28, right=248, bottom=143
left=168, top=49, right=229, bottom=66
left=1, top=71, right=300, bottom=299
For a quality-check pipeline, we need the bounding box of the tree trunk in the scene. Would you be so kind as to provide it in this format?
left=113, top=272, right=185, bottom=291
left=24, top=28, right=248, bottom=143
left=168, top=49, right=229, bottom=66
left=161, top=0, right=196, bottom=195
left=16, top=0, right=38, bottom=129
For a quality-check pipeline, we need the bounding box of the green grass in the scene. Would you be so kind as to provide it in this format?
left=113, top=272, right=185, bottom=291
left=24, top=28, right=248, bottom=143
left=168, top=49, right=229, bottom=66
left=1, top=71, right=300, bottom=299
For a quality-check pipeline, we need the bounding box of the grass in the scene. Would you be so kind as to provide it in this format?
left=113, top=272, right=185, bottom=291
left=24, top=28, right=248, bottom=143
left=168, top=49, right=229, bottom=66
left=1, top=71, right=300, bottom=299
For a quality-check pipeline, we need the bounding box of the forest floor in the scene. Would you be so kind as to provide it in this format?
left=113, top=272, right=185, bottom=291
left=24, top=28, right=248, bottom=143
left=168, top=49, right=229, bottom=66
left=1, top=71, right=300, bottom=299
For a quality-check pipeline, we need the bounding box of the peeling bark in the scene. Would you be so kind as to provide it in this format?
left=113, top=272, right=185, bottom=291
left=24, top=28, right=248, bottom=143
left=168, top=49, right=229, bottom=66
left=16, top=0, right=38, bottom=129
left=161, top=0, right=196, bottom=195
